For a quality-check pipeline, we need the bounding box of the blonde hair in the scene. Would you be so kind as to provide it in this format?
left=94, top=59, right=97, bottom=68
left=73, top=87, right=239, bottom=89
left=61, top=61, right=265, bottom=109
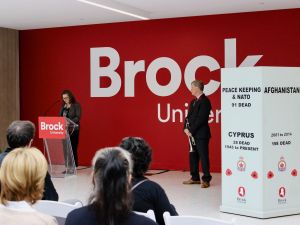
left=0, top=147, right=48, bottom=205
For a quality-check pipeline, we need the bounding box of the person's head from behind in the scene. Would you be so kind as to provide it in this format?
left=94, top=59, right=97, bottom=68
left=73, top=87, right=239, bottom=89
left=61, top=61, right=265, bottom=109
left=6, top=120, right=35, bottom=149
left=0, top=147, right=48, bottom=205
left=119, top=137, right=152, bottom=178
left=61, top=89, right=76, bottom=105
left=89, top=147, right=132, bottom=225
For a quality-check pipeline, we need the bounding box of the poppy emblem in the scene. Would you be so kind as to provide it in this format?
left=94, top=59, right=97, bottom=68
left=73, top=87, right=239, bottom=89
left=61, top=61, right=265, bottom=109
left=291, top=169, right=298, bottom=177
left=251, top=171, right=258, bottom=179
left=226, top=169, right=232, bottom=176
left=267, top=171, right=274, bottom=179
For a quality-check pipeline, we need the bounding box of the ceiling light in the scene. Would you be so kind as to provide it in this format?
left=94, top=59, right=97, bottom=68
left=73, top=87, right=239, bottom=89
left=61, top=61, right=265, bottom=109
left=77, top=0, right=149, bottom=20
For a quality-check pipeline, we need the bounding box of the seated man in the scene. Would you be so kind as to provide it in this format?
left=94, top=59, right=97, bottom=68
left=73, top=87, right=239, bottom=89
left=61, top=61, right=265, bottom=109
left=0, top=120, right=59, bottom=201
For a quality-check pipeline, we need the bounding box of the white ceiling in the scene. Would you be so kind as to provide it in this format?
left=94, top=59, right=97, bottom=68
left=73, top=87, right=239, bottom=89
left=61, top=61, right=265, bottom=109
left=0, top=0, right=299, bottom=30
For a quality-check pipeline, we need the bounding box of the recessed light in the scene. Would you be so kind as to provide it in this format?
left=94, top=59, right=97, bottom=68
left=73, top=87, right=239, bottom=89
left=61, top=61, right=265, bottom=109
left=77, top=0, right=149, bottom=20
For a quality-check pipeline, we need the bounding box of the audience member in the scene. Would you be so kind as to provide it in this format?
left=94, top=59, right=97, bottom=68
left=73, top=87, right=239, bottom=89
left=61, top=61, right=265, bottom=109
left=120, top=137, right=178, bottom=225
left=0, top=147, right=58, bottom=225
left=66, top=147, right=157, bottom=225
left=0, top=120, right=59, bottom=201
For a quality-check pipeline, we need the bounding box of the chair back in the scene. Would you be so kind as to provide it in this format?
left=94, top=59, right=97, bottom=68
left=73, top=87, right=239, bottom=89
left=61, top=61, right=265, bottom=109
left=163, top=212, right=235, bottom=225
left=134, top=209, right=156, bottom=222
left=33, top=200, right=83, bottom=225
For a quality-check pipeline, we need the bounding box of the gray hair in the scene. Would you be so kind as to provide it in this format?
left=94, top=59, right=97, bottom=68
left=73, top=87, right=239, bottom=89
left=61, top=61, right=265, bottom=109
left=191, top=80, right=204, bottom=91
left=92, top=147, right=132, bottom=173
left=6, top=120, right=35, bottom=148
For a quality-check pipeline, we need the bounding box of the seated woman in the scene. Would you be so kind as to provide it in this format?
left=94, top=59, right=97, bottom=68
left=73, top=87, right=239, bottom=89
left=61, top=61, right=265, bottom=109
left=65, top=147, right=157, bottom=225
left=0, top=147, right=57, bottom=225
left=119, top=137, right=178, bottom=225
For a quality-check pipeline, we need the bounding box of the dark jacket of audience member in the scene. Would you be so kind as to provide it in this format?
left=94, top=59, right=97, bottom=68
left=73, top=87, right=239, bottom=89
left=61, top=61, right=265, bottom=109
left=0, top=120, right=58, bottom=201
left=120, top=137, right=178, bottom=225
left=66, top=147, right=157, bottom=225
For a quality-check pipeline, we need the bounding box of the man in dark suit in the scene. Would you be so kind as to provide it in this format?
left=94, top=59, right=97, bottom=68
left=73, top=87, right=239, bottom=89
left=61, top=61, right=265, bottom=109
left=0, top=120, right=59, bottom=200
left=183, top=80, right=212, bottom=188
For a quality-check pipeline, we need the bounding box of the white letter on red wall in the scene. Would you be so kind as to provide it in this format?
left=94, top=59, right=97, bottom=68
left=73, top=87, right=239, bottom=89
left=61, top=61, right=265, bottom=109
left=90, top=47, right=121, bottom=97
left=184, top=55, right=220, bottom=96
left=225, top=38, right=263, bottom=67
left=124, top=60, right=145, bottom=97
left=146, top=57, right=181, bottom=96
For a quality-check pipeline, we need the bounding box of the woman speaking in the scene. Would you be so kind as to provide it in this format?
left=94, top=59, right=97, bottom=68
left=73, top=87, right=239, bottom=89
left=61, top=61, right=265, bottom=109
left=59, top=89, right=81, bottom=167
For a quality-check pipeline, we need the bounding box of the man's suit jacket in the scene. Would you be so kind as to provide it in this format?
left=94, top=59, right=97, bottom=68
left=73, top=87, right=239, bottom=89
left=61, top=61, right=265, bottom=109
left=184, top=94, right=212, bottom=139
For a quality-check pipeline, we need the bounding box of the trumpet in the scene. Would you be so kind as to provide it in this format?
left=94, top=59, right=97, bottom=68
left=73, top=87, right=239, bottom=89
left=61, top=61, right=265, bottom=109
left=190, top=136, right=196, bottom=145
left=185, top=119, right=196, bottom=152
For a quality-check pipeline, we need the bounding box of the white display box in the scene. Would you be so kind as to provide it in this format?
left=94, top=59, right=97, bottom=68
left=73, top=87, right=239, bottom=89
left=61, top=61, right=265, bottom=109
left=220, top=67, right=300, bottom=218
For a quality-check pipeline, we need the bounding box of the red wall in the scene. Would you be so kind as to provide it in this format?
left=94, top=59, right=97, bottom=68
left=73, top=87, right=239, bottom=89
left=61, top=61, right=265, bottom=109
left=19, top=9, right=300, bottom=171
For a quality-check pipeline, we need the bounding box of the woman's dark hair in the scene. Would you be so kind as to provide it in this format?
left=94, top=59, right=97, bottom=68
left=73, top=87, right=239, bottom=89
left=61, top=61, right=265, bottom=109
left=119, top=137, right=152, bottom=178
left=89, top=147, right=132, bottom=225
left=61, top=89, right=76, bottom=104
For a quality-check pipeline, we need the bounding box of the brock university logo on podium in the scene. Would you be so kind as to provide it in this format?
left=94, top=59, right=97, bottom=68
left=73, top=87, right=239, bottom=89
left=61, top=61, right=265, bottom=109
left=38, top=117, right=77, bottom=177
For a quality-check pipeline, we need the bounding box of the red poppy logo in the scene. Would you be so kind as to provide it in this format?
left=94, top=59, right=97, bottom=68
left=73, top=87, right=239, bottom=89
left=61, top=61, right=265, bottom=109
left=279, top=187, right=286, bottom=198
left=291, top=169, right=298, bottom=177
left=267, top=171, right=274, bottom=179
left=238, top=186, right=246, bottom=197
left=251, top=171, right=258, bottom=179
left=226, top=169, right=232, bottom=176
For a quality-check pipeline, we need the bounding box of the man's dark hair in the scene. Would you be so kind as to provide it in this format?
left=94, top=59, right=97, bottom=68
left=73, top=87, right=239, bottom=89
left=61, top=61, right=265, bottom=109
left=119, top=137, right=152, bottom=178
left=6, top=120, right=35, bottom=148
